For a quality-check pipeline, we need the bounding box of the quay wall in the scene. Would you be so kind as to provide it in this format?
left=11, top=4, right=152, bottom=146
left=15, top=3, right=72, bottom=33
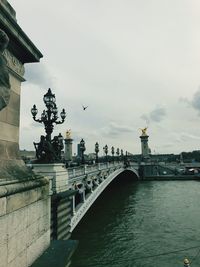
left=0, top=178, right=50, bottom=267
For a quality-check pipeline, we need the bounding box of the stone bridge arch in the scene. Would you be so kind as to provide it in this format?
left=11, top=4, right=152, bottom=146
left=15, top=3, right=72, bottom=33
left=70, top=167, right=139, bottom=232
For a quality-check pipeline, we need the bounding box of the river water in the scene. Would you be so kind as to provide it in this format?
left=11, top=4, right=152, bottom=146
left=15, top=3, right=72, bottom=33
left=71, top=178, right=200, bottom=267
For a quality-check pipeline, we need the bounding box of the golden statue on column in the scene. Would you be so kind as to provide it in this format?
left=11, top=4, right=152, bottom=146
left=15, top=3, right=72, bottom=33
left=66, top=129, right=72, bottom=139
left=140, top=127, right=148, bottom=136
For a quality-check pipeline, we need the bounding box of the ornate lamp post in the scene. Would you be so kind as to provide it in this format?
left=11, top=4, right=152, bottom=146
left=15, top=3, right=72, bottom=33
left=58, top=133, right=64, bottom=160
left=116, top=148, right=120, bottom=162
left=124, top=151, right=129, bottom=168
left=121, top=149, right=124, bottom=161
left=104, top=144, right=108, bottom=162
left=31, top=88, right=66, bottom=142
left=31, top=88, right=66, bottom=163
left=95, top=142, right=99, bottom=163
left=111, top=146, right=115, bottom=162
left=80, top=139, right=86, bottom=164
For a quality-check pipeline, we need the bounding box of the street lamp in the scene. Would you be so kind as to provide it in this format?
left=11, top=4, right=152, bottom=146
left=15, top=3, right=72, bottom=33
left=116, top=148, right=120, bottom=162
left=31, top=88, right=66, bottom=142
left=31, top=88, right=66, bottom=163
left=95, top=142, right=99, bottom=163
left=80, top=139, right=86, bottom=164
left=104, top=144, right=108, bottom=162
left=57, top=133, right=64, bottom=160
left=124, top=151, right=130, bottom=168
left=111, top=146, right=115, bottom=162
left=121, top=149, right=124, bottom=161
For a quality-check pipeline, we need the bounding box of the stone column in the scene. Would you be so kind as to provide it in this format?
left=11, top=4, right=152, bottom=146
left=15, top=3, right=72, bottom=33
left=140, top=132, right=150, bottom=161
left=64, top=138, right=73, bottom=162
left=0, top=2, right=52, bottom=267
left=0, top=0, right=43, bottom=179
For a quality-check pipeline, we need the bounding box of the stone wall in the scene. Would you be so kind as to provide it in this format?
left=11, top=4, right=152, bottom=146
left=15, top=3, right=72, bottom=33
left=0, top=56, right=24, bottom=164
left=0, top=0, right=42, bottom=178
left=0, top=177, right=50, bottom=267
left=0, top=2, right=52, bottom=267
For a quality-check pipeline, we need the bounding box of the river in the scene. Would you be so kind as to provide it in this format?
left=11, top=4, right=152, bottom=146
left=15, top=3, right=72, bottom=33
left=71, top=177, right=200, bottom=267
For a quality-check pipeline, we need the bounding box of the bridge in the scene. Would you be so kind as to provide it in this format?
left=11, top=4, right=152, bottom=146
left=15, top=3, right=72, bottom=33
left=29, top=158, right=199, bottom=241
left=30, top=160, right=140, bottom=236
left=68, top=162, right=139, bottom=232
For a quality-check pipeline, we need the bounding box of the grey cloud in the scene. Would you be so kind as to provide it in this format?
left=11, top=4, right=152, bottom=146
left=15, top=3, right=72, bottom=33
left=191, top=88, right=200, bottom=115
left=180, top=132, right=200, bottom=141
left=150, top=106, right=166, bottom=122
left=141, top=106, right=166, bottom=123
left=171, top=132, right=200, bottom=143
left=179, top=97, right=190, bottom=105
left=140, top=114, right=149, bottom=125
left=100, top=122, right=133, bottom=138
left=181, top=88, right=200, bottom=115
left=24, top=63, right=54, bottom=88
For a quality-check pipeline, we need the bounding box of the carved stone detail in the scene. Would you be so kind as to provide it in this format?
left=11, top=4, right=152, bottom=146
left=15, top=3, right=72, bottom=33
left=3, top=49, right=25, bottom=77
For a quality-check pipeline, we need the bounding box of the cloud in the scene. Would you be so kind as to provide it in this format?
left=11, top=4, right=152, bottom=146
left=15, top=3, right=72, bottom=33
left=100, top=122, right=133, bottom=138
left=170, top=132, right=200, bottom=143
left=150, top=106, right=166, bottom=122
left=24, top=62, right=54, bottom=88
left=179, top=97, right=190, bottom=105
left=191, top=88, right=200, bottom=115
left=141, top=106, right=167, bottom=123
left=180, top=87, right=200, bottom=115
left=180, top=132, right=200, bottom=142
left=9, top=0, right=200, bottom=154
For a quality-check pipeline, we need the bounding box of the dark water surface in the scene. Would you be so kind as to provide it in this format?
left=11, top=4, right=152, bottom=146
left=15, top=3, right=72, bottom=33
left=71, top=178, right=200, bottom=267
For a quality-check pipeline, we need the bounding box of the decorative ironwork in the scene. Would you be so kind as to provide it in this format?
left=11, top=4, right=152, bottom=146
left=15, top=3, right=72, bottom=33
left=31, top=88, right=66, bottom=163
left=80, top=139, right=86, bottom=164
left=103, top=145, right=108, bottom=162
left=95, top=142, right=99, bottom=163
left=111, top=146, right=115, bottom=162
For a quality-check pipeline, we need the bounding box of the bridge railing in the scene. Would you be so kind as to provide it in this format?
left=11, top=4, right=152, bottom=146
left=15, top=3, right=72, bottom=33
left=67, top=161, right=124, bottom=179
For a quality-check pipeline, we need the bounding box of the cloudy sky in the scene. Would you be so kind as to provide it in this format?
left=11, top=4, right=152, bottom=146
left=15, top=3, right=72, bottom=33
left=8, top=0, right=200, bottom=155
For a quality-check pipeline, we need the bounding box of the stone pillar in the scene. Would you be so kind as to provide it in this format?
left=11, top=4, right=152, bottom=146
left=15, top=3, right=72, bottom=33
left=64, top=138, right=73, bottom=162
left=31, top=163, right=69, bottom=193
left=0, top=2, right=53, bottom=267
left=0, top=0, right=43, bottom=179
left=140, top=132, right=150, bottom=161
left=140, top=135, right=149, bottom=156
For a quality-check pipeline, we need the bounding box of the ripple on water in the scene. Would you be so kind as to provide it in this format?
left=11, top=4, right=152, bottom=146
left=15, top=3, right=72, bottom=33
left=71, top=180, right=200, bottom=267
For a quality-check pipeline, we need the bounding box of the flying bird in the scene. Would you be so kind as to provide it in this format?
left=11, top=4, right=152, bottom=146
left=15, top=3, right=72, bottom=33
left=82, top=105, right=88, bottom=111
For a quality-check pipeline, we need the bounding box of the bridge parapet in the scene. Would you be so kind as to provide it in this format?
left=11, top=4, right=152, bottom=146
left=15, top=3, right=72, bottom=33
left=68, top=162, right=124, bottom=180
left=29, top=161, right=125, bottom=194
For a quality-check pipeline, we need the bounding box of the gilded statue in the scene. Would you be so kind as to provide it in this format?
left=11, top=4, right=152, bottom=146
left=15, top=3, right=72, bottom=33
left=140, top=127, right=148, bottom=135
left=0, top=29, right=10, bottom=111
left=66, top=129, right=71, bottom=139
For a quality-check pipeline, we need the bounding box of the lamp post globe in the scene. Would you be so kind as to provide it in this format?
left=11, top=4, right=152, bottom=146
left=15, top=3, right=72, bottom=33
left=43, top=88, right=56, bottom=108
